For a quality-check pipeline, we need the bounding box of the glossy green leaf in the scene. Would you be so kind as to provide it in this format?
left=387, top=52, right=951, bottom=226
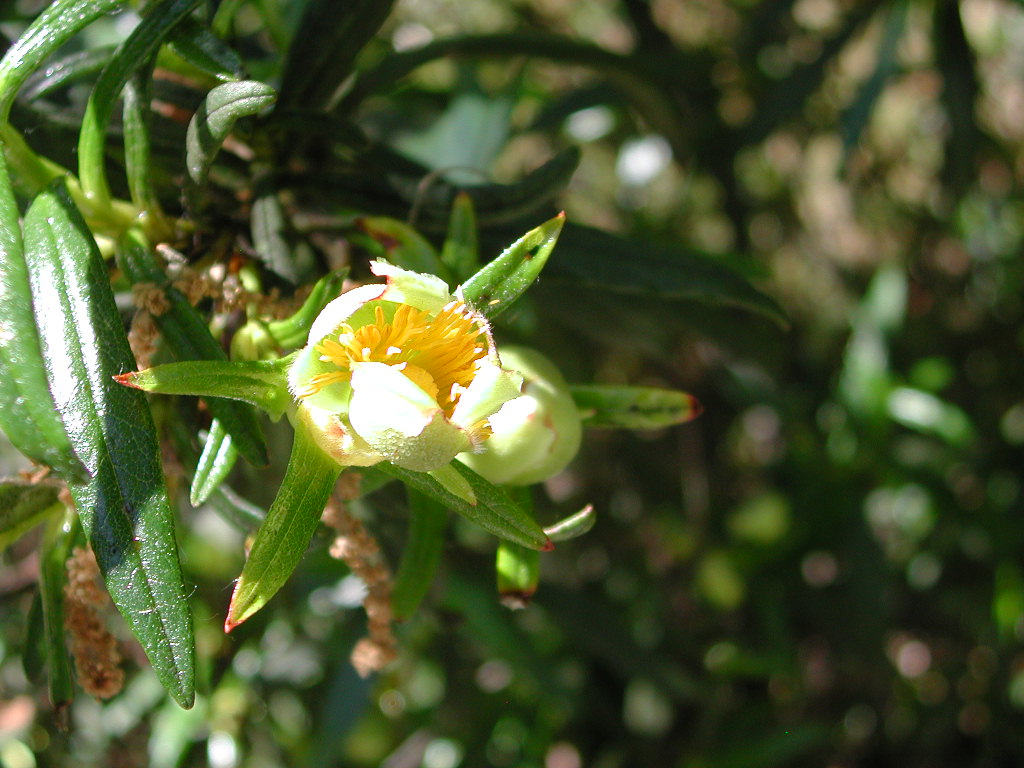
left=543, top=504, right=595, bottom=542
left=570, top=385, right=703, bottom=429
left=391, top=488, right=448, bottom=621
left=116, top=230, right=269, bottom=465
left=116, top=357, right=294, bottom=420
left=543, top=223, right=787, bottom=325
left=185, top=80, right=277, bottom=185
left=164, top=18, right=244, bottom=83
left=357, top=217, right=449, bottom=280
left=461, top=212, right=565, bottom=319
left=38, top=506, right=79, bottom=709
left=496, top=541, right=540, bottom=608
left=440, top=193, right=480, bottom=281
left=78, top=0, right=201, bottom=207
left=378, top=461, right=551, bottom=550
left=276, top=0, right=395, bottom=112
left=189, top=420, right=238, bottom=507
left=0, top=0, right=122, bottom=123
left=122, top=63, right=165, bottom=222
left=0, top=154, right=85, bottom=479
left=250, top=181, right=315, bottom=284
left=0, top=481, right=61, bottom=551
left=265, top=269, right=348, bottom=349
left=22, top=182, right=194, bottom=708
left=20, top=46, right=116, bottom=102
left=225, top=422, right=341, bottom=630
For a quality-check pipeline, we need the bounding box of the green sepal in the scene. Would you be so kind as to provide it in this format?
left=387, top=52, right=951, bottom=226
left=265, top=269, right=348, bottom=349
left=391, top=489, right=448, bottom=621
left=357, top=217, right=449, bottom=281
left=0, top=481, right=61, bottom=551
left=22, top=181, right=195, bottom=708
left=116, top=230, right=269, bottom=466
left=190, top=420, right=239, bottom=507
left=570, top=385, right=703, bottom=429
left=0, top=153, right=86, bottom=480
left=543, top=504, right=596, bottom=542
left=440, top=192, right=480, bottom=281
left=460, top=212, right=565, bottom=320
left=186, top=80, right=277, bottom=185
left=225, top=421, right=342, bottom=631
left=496, top=541, right=540, bottom=609
left=377, top=461, right=551, bottom=551
left=115, top=357, right=295, bottom=420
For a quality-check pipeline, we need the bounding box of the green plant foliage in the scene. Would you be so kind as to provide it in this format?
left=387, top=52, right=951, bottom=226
left=0, top=0, right=1018, bottom=764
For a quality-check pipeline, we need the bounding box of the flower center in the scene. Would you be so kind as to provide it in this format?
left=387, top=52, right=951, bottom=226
left=299, top=301, right=487, bottom=416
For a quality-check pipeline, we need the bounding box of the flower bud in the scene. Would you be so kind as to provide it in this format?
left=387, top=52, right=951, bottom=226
left=458, top=346, right=582, bottom=485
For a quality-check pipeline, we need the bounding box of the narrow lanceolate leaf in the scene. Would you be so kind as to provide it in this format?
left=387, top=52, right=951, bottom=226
left=115, top=357, right=294, bottom=419
left=440, top=193, right=480, bottom=281
left=460, top=212, right=565, bottom=320
left=78, top=0, right=202, bottom=206
left=0, top=0, right=123, bottom=123
left=185, top=81, right=277, bottom=185
left=570, top=385, right=703, bottom=429
left=391, top=489, right=448, bottom=621
left=0, top=154, right=85, bottom=479
left=496, top=541, right=540, bottom=609
left=38, top=506, right=79, bottom=709
left=358, top=217, right=449, bottom=281
left=543, top=504, right=596, bottom=542
left=225, top=423, right=341, bottom=631
left=276, top=0, right=395, bottom=112
left=122, top=63, right=165, bottom=223
left=189, top=420, right=238, bottom=507
left=379, top=461, right=551, bottom=550
left=265, top=269, right=347, bottom=349
left=164, top=18, right=245, bottom=83
left=116, top=230, right=269, bottom=465
left=22, top=182, right=195, bottom=708
left=0, top=481, right=61, bottom=551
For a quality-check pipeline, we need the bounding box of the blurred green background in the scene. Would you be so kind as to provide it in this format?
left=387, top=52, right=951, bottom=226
left=3, top=0, right=1024, bottom=765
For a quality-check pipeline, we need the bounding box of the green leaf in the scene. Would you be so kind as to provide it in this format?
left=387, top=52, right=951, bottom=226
left=391, top=488, right=448, bottom=621
left=265, top=269, right=348, bottom=349
left=440, top=193, right=480, bottom=281
left=570, top=385, right=703, bottom=429
left=22, top=181, right=195, bottom=708
left=38, top=506, right=79, bottom=709
left=543, top=223, right=787, bottom=325
left=78, top=0, right=202, bottom=207
left=0, top=481, right=61, bottom=551
left=189, top=419, right=238, bottom=507
left=0, top=153, right=85, bottom=479
left=185, top=80, right=277, bottom=185
left=122, top=62, right=166, bottom=225
left=461, top=213, right=565, bottom=319
left=116, top=357, right=294, bottom=420
left=276, top=0, right=395, bottom=112
left=115, top=230, right=269, bottom=466
left=357, top=217, right=449, bottom=280
left=543, top=504, right=595, bottom=542
left=163, top=18, right=244, bottom=84
left=20, top=46, right=116, bottom=102
left=250, top=180, right=314, bottom=284
left=225, top=422, right=341, bottom=630
left=0, top=0, right=122, bottom=123
left=378, top=461, right=551, bottom=550
left=496, top=541, right=540, bottom=608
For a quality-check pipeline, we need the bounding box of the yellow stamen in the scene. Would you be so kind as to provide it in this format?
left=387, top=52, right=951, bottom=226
left=301, top=301, right=487, bottom=417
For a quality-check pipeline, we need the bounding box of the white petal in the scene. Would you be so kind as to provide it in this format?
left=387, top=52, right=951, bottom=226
left=450, top=362, right=523, bottom=430
left=306, top=283, right=386, bottom=345
left=370, top=260, right=453, bottom=314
